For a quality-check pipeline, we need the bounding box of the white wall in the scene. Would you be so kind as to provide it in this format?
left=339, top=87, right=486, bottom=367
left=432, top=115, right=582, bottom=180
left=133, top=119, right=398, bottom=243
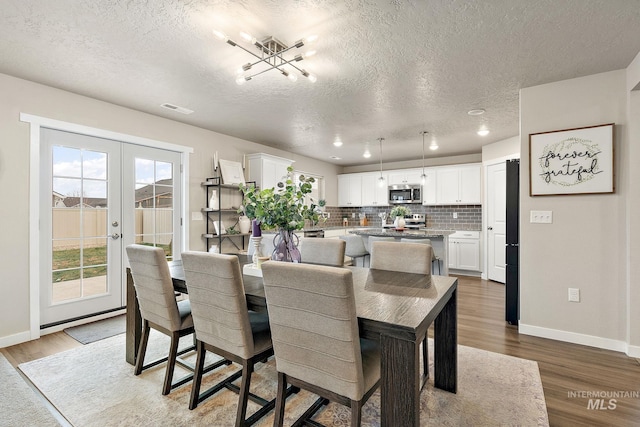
left=0, top=72, right=340, bottom=345
left=481, top=136, right=520, bottom=162
left=342, top=153, right=482, bottom=174
left=519, top=69, right=637, bottom=354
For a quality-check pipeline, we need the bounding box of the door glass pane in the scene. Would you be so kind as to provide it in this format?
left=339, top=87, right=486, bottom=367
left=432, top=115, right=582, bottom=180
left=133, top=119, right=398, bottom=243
left=134, top=158, right=174, bottom=260
left=51, top=145, right=109, bottom=305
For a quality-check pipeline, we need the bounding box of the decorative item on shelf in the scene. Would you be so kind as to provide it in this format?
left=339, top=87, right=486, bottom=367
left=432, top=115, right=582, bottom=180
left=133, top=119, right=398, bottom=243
left=212, top=28, right=319, bottom=84
left=390, top=205, right=411, bottom=229
left=251, top=236, right=263, bottom=266
left=209, top=189, right=219, bottom=210
left=238, top=215, right=251, bottom=234
left=218, top=159, right=245, bottom=185
left=208, top=244, right=219, bottom=253
left=240, top=166, right=320, bottom=262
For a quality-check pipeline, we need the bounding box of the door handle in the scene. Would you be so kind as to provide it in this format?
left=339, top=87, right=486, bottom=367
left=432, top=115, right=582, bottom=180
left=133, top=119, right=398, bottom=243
left=111, top=233, right=121, bottom=240
left=487, top=226, right=493, bottom=230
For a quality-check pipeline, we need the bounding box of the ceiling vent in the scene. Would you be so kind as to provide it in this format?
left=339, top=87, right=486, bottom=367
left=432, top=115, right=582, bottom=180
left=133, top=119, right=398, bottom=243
left=160, top=103, right=194, bottom=115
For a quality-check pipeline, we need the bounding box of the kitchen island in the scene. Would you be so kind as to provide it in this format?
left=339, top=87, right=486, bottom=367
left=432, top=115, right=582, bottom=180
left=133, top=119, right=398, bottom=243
left=349, top=228, right=454, bottom=275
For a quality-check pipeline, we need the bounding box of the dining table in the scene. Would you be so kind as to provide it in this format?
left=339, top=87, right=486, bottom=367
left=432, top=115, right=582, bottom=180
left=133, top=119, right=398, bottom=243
left=125, top=256, right=458, bottom=427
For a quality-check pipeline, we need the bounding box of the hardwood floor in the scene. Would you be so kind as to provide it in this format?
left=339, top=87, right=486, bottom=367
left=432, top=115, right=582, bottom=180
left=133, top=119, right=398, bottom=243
left=2, top=275, right=639, bottom=426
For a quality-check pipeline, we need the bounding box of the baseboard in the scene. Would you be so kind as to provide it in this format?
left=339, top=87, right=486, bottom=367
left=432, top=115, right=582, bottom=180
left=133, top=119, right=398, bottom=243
left=519, top=323, right=629, bottom=354
left=449, top=269, right=482, bottom=277
left=0, top=330, right=33, bottom=349
left=627, top=344, right=640, bottom=358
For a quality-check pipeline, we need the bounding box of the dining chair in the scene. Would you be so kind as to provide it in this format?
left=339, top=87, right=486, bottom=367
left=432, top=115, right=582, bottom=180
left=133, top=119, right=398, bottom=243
left=181, top=251, right=277, bottom=426
left=339, top=235, right=369, bottom=267
left=400, top=238, right=441, bottom=275
left=370, top=240, right=432, bottom=387
left=362, top=236, right=395, bottom=267
left=261, top=262, right=380, bottom=427
left=125, top=244, right=199, bottom=395
left=299, top=238, right=346, bottom=267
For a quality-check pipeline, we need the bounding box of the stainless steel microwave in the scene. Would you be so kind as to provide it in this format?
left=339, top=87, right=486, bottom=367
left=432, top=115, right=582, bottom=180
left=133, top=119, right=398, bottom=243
left=388, top=184, right=422, bottom=204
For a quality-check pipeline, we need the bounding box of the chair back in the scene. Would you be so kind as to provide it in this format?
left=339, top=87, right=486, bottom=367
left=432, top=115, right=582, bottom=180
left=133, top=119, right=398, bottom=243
left=370, top=241, right=432, bottom=275
left=261, top=262, right=366, bottom=400
left=181, top=251, right=255, bottom=359
left=126, top=244, right=182, bottom=331
left=339, top=235, right=368, bottom=258
left=400, top=238, right=437, bottom=261
left=363, top=236, right=395, bottom=253
left=299, top=238, right=346, bottom=267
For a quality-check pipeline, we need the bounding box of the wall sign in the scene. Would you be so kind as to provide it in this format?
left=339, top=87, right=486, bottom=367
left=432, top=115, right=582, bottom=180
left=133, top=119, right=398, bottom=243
left=529, top=123, right=614, bottom=196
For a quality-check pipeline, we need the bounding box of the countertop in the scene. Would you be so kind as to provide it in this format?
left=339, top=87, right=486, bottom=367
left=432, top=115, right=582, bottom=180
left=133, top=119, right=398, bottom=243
left=348, top=228, right=455, bottom=238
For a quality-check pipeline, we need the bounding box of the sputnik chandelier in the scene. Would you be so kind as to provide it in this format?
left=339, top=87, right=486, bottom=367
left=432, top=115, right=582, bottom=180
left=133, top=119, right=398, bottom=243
left=213, top=29, right=319, bottom=85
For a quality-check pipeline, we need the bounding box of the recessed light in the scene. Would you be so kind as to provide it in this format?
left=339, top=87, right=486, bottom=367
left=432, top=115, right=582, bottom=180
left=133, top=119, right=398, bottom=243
left=477, top=129, right=490, bottom=136
left=468, top=109, right=485, bottom=116
left=429, top=142, right=439, bottom=150
left=333, top=140, right=343, bottom=147
left=363, top=150, right=371, bottom=158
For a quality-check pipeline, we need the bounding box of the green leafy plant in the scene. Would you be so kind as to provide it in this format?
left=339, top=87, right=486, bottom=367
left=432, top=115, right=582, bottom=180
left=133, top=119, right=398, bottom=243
left=239, top=166, right=321, bottom=231
left=389, top=205, right=411, bottom=218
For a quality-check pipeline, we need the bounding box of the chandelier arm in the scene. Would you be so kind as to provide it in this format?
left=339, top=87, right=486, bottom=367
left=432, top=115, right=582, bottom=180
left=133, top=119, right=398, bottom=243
left=244, top=51, right=304, bottom=71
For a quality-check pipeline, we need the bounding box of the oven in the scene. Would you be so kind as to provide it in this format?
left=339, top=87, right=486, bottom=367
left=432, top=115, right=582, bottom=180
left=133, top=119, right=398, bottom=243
left=388, top=184, right=422, bottom=204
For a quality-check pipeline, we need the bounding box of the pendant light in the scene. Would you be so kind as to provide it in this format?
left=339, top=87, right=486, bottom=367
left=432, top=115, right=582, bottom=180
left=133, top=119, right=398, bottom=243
left=377, top=137, right=385, bottom=187
left=420, top=131, right=428, bottom=184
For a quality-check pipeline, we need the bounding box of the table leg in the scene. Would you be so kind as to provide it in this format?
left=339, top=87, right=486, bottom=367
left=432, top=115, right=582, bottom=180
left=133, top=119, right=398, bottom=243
left=380, top=334, right=420, bottom=427
left=125, top=268, right=142, bottom=365
left=434, top=288, right=457, bottom=393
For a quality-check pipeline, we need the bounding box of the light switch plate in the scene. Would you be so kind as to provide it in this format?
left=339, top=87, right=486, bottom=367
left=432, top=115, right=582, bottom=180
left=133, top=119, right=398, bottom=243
left=530, top=210, right=553, bottom=223
left=568, top=288, right=580, bottom=302
left=191, top=211, right=203, bottom=221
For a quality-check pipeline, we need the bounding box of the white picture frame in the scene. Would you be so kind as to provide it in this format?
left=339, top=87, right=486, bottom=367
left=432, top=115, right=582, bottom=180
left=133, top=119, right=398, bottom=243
left=213, top=220, right=226, bottom=235
left=218, top=159, right=246, bottom=185
left=529, top=123, right=614, bottom=196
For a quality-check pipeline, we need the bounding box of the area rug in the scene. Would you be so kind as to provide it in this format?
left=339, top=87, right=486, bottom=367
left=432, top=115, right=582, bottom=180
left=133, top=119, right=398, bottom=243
left=0, top=353, right=61, bottom=427
left=63, top=315, right=125, bottom=344
left=19, top=331, right=548, bottom=426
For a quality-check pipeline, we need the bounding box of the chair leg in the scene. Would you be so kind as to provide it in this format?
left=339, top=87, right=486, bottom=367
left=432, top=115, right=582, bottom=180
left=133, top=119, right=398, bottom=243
left=273, top=372, right=287, bottom=427
left=134, top=320, right=150, bottom=375
left=235, top=360, right=254, bottom=427
left=189, top=340, right=207, bottom=410
left=422, top=336, right=429, bottom=382
left=162, top=331, right=180, bottom=395
left=350, top=399, right=362, bottom=427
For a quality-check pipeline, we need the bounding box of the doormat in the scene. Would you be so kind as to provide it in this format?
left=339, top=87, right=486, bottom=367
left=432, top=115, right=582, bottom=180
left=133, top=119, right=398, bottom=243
left=63, top=314, right=125, bottom=344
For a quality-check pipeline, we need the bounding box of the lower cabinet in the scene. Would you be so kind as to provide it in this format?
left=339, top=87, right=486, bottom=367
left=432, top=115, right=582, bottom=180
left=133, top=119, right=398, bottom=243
left=448, top=231, right=480, bottom=271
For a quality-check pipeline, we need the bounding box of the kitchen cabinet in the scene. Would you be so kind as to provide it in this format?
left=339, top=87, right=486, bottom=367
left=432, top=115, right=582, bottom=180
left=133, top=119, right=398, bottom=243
left=448, top=230, right=480, bottom=271
left=361, top=172, right=388, bottom=206
left=436, top=164, right=481, bottom=204
left=338, top=174, right=362, bottom=206
left=247, top=153, right=293, bottom=190
left=421, top=169, right=437, bottom=205
left=387, top=168, right=423, bottom=185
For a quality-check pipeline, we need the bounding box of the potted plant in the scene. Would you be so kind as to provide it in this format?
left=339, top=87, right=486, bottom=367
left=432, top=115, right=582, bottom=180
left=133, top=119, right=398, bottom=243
left=389, top=205, right=411, bottom=229
left=239, top=167, right=321, bottom=262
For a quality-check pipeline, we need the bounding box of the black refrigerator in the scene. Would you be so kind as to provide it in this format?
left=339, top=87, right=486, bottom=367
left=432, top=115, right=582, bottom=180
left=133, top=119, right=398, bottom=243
left=505, top=159, right=520, bottom=325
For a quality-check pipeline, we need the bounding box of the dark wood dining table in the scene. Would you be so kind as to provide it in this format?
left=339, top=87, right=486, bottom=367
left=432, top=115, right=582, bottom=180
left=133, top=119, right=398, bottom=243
left=125, top=257, right=458, bottom=427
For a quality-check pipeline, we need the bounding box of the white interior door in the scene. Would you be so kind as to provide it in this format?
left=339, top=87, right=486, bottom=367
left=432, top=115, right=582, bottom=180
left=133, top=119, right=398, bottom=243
left=487, top=162, right=507, bottom=283
left=40, top=129, right=123, bottom=325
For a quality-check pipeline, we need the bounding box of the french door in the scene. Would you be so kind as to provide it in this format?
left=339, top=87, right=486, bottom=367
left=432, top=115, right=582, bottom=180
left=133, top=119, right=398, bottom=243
left=40, top=128, right=182, bottom=326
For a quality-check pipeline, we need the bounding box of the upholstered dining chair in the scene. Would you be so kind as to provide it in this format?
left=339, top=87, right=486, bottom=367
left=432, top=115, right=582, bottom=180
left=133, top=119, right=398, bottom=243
left=370, top=240, right=432, bottom=387
left=400, top=238, right=441, bottom=275
left=299, top=238, right=346, bottom=267
left=261, top=262, right=380, bottom=427
left=339, top=235, right=369, bottom=267
left=181, top=251, right=277, bottom=426
left=125, top=244, right=199, bottom=395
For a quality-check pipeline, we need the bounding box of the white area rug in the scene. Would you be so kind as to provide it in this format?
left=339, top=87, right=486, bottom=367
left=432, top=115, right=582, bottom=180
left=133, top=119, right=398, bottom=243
left=19, top=331, right=548, bottom=426
left=0, top=353, right=60, bottom=427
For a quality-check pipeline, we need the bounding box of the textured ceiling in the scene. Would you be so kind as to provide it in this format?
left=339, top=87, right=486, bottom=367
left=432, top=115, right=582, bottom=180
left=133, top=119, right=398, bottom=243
left=1, top=0, right=640, bottom=166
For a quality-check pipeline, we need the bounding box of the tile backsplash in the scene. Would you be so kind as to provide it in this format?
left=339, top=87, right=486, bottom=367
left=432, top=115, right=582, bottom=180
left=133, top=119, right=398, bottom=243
left=315, top=205, right=482, bottom=231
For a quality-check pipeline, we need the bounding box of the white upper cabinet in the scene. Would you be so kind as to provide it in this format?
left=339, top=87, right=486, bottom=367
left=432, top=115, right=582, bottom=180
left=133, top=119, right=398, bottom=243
left=388, top=168, right=423, bottom=185
left=247, top=153, right=293, bottom=190
left=338, top=174, right=362, bottom=207
left=421, top=169, right=437, bottom=205
left=436, top=164, right=481, bottom=204
left=361, top=172, right=388, bottom=206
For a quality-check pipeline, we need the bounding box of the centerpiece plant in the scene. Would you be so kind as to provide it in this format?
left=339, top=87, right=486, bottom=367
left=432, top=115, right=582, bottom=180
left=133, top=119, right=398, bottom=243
left=239, top=167, right=323, bottom=262
left=389, top=205, right=411, bottom=229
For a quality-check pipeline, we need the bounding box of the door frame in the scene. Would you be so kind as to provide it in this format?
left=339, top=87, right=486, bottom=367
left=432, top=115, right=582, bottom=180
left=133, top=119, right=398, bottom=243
left=22, top=113, right=193, bottom=340
left=482, top=153, right=519, bottom=280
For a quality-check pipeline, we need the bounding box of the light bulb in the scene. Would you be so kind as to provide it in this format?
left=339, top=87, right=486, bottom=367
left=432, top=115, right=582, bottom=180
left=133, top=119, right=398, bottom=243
left=213, top=29, right=228, bottom=41
left=421, top=173, right=427, bottom=184
left=239, top=31, right=256, bottom=44
left=304, top=50, right=317, bottom=58
left=307, top=73, right=317, bottom=83
left=305, top=35, right=319, bottom=44
left=235, top=75, right=247, bottom=85
left=363, top=150, right=371, bottom=158
left=287, top=73, right=297, bottom=82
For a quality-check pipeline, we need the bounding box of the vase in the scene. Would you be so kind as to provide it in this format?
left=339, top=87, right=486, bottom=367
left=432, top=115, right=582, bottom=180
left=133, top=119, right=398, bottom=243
left=271, top=229, right=301, bottom=262
left=393, top=216, right=406, bottom=229
left=238, top=215, right=251, bottom=234
left=209, top=190, right=219, bottom=210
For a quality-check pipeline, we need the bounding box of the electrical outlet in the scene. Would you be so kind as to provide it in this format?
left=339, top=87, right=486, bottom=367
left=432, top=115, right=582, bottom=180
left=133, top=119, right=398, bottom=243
left=568, top=288, right=580, bottom=302
left=530, top=210, right=553, bottom=224
left=453, top=212, right=458, bottom=219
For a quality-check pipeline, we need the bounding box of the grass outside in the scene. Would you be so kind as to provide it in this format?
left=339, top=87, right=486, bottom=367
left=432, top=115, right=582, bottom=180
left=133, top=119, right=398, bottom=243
left=52, top=243, right=172, bottom=282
